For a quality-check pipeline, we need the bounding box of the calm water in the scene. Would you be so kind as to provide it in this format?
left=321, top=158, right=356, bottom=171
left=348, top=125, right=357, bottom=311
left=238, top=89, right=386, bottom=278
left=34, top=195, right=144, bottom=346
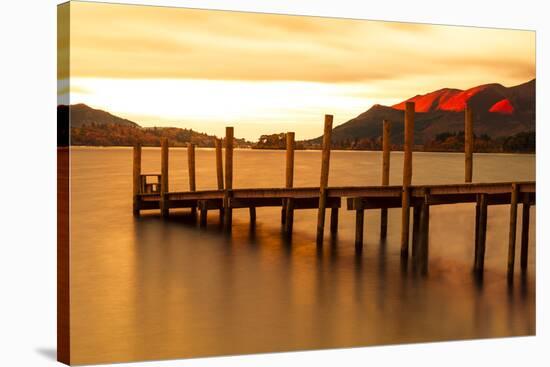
left=70, top=147, right=536, bottom=365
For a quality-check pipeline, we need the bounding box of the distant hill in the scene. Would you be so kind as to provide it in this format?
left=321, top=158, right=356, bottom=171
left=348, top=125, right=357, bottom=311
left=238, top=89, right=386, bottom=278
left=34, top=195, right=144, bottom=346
left=58, top=104, right=250, bottom=147
left=307, top=79, right=535, bottom=149
left=58, top=103, right=140, bottom=128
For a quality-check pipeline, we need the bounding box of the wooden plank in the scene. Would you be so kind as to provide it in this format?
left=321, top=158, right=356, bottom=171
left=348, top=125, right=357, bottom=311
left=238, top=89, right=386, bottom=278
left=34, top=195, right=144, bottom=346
left=230, top=196, right=340, bottom=209
left=411, top=181, right=535, bottom=196
left=474, top=193, right=488, bottom=273
left=168, top=190, right=224, bottom=200
left=316, top=114, right=333, bottom=244
left=381, top=119, right=391, bottom=238
left=520, top=193, right=531, bottom=272
left=133, top=143, right=142, bottom=216
left=507, top=184, right=519, bottom=278
left=465, top=105, right=473, bottom=183
left=160, top=138, right=169, bottom=217
left=401, top=101, right=414, bottom=257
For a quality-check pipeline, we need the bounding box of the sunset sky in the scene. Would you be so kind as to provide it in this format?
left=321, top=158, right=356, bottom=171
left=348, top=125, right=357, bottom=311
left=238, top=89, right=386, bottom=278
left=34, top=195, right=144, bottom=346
left=58, top=1, right=535, bottom=140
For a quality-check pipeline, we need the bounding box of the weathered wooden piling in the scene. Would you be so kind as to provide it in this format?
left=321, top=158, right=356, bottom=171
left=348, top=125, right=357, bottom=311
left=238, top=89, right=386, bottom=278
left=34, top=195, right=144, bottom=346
left=132, top=143, right=142, bottom=216
left=465, top=105, right=474, bottom=183
left=380, top=120, right=391, bottom=238
left=316, top=115, right=333, bottom=244
left=355, top=205, right=364, bottom=251
left=474, top=193, right=488, bottom=273
left=187, top=143, right=197, bottom=217
left=520, top=194, right=531, bottom=272
left=507, top=184, right=519, bottom=278
left=416, top=189, right=430, bottom=274
left=160, top=138, right=169, bottom=217
left=224, top=127, right=234, bottom=231
left=400, top=102, right=415, bottom=257
left=215, top=138, right=225, bottom=223
left=284, top=132, right=295, bottom=234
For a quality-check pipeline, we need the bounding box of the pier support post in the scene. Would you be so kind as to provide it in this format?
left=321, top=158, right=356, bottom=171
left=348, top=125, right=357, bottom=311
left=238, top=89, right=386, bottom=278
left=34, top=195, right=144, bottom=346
left=160, top=138, right=169, bottom=217
left=400, top=102, right=415, bottom=257
left=330, top=207, right=339, bottom=234
left=224, top=127, right=234, bottom=232
left=417, top=190, right=430, bottom=275
left=507, top=184, right=519, bottom=278
left=215, top=138, right=225, bottom=222
left=474, top=193, right=488, bottom=273
left=355, top=208, right=364, bottom=251
left=411, top=204, right=421, bottom=259
left=520, top=194, right=531, bottom=272
left=284, top=132, right=295, bottom=233
left=316, top=115, right=333, bottom=245
left=188, top=143, right=197, bottom=217
left=133, top=143, right=142, bottom=216
left=199, top=201, right=208, bottom=228
left=465, top=105, right=474, bottom=183
left=284, top=198, right=294, bottom=234
left=381, top=120, right=391, bottom=238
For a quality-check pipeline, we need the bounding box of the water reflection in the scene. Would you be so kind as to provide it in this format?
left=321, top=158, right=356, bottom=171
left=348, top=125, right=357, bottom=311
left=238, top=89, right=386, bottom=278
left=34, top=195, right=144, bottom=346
left=70, top=147, right=535, bottom=364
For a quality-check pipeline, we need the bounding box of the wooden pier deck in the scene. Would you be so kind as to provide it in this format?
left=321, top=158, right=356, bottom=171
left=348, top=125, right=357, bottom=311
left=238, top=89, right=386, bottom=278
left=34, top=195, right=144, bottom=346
left=132, top=102, right=535, bottom=279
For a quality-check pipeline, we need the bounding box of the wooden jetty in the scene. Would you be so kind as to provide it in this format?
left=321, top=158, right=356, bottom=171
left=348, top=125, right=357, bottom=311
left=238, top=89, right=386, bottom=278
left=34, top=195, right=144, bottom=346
left=132, top=103, right=535, bottom=278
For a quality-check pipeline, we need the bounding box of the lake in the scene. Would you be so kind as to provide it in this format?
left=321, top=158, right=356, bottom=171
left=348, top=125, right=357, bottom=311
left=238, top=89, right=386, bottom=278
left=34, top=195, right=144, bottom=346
left=69, top=147, right=535, bottom=364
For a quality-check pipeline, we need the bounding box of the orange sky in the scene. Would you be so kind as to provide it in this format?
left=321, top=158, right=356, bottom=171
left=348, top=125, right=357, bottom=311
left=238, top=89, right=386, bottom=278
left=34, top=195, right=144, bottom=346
left=59, top=1, right=535, bottom=140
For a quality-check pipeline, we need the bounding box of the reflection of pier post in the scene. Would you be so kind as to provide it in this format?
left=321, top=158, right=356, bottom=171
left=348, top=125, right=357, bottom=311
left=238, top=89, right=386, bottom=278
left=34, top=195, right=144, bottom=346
left=316, top=115, right=333, bottom=245
left=133, top=143, right=141, bottom=216
left=400, top=102, right=414, bottom=257
left=224, top=127, right=234, bottom=232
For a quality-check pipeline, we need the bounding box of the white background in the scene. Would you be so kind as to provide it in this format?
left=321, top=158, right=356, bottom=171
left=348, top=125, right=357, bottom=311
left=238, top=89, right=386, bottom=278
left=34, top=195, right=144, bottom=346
left=0, top=0, right=547, bottom=365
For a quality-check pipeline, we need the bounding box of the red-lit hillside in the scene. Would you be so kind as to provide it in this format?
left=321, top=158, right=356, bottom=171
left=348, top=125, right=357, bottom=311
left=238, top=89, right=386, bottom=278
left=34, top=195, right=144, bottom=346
left=309, top=79, right=535, bottom=147
left=392, top=82, right=520, bottom=114
left=489, top=99, right=515, bottom=114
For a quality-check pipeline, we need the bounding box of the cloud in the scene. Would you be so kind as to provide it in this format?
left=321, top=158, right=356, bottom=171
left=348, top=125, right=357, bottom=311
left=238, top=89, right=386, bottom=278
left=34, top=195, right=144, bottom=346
left=65, top=1, right=535, bottom=85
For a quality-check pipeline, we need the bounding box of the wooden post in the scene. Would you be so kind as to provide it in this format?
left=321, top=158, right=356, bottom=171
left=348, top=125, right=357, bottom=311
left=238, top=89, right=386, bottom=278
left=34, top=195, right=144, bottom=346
left=380, top=120, right=391, bottom=238
left=316, top=115, right=333, bottom=244
left=284, top=132, right=295, bottom=232
left=224, top=127, right=234, bottom=231
left=507, top=184, right=519, bottom=278
left=520, top=194, right=531, bottom=272
left=474, top=193, right=488, bottom=273
left=330, top=207, right=339, bottom=234
left=160, top=138, right=169, bottom=217
left=215, top=138, right=225, bottom=222
left=465, top=105, right=473, bottom=183
left=417, top=190, right=430, bottom=275
left=132, top=143, right=141, bottom=216
left=355, top=208, right=364, bottom=251
left=249, top=207, right=256, bottom=224
left=411, top=205, right=421, bottom=259
left=188, top=143, right=197, bottom=217
left=199, top=201, right=208, bottom=228
left=215, top=138, right=224, bottom=190
left=400, top=102, right=414, bottom=257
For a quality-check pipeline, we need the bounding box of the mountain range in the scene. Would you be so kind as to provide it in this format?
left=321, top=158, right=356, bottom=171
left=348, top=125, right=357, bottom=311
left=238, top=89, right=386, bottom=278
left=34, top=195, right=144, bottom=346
left=311, top=79, right=535, bottom=146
